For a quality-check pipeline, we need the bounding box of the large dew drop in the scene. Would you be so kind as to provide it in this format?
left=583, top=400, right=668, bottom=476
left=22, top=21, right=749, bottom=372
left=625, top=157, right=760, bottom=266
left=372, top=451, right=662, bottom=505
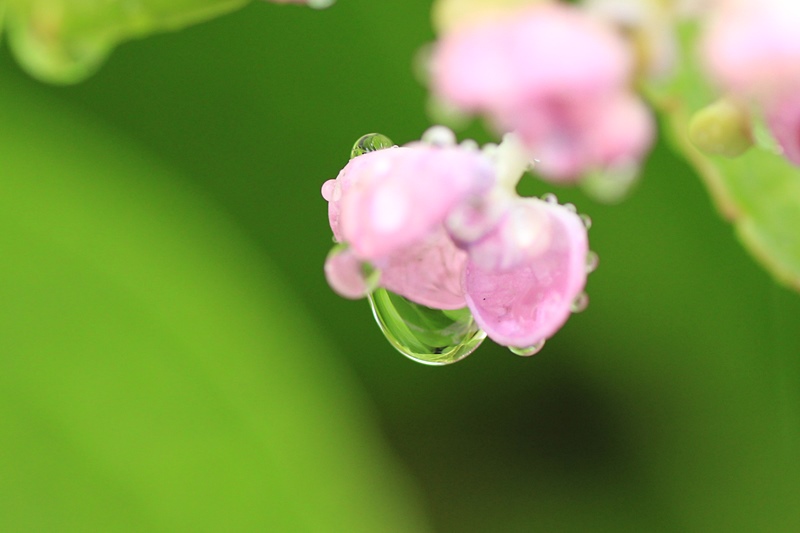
left=368, top=289, right=486, bottom=365
left=351, top=133, right=394, bottom=159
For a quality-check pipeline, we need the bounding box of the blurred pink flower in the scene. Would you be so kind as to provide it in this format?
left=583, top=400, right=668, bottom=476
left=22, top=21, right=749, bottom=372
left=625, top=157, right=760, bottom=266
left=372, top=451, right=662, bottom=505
left=703, top=0, right=800, bottom=164
left=431, top=3, right=654, bottom=181
left=703, top=0, right=800, bottom=98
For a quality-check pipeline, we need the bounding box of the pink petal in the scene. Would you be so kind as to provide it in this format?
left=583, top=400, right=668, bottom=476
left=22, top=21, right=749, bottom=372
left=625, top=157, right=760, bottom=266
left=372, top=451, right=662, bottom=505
left=324, top=247, right=373, bottom=300
left=506, top=93, right=653, bottom=181
left=338, top=145, right=494, bottom=261
left=432, top=4, right=631, bottom=115
left=703, top=0, right=800, bottom=97
left=766, top=91, right=800, bottom=165
left=463, top=199, right=554, bottom=272
left=464, top=198, right=589, bottom=347
left=588, top=93, right=655, bottom=171
left=378, top=226, right=468, bottom=310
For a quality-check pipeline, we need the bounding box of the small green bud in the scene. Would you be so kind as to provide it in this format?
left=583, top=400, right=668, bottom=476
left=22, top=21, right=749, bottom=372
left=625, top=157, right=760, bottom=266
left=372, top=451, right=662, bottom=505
left=688, top=98, right=753, bottom=158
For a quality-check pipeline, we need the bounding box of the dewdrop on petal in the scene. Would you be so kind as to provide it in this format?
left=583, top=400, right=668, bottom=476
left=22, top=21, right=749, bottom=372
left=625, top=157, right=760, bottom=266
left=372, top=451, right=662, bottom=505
left=337, top=146, right=494, bottom=261
left=322, top=130, right=595, bottom=363
left=321, top=131, right=494, bottom=309
left=463, top=197, right=590, bottom=349
left=324, top=245, right=380, bottom=299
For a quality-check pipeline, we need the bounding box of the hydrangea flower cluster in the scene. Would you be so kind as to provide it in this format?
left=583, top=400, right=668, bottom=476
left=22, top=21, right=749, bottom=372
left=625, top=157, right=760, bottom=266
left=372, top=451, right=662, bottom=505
left=429, top=2, right=655, bottom=186
left=319, top=0, right=800, bottom=363
left=322, top=127, right=595, bottom=363
left=702, top=0, right=800, bottom=163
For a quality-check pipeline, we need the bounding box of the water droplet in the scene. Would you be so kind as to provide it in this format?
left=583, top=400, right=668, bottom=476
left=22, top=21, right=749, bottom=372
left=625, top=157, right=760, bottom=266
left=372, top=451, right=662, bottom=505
left=459, top=139, right=479, bottom=152
left=580, top=163, right=639, bottom=204
left=421, top=125, right=457, bottom=147
left=542, top=193, right=558, bottom=204
left=509, top=339, right=545, bottom=357
left=325, top=244, right=381, bottom=299
left=351, top=133, right=394, bottom=159
left=585, top=251, right=599, bottom=273
left=563, top=203, right=577, bottom=213
left=570, top=292, right=589, bottom=313
left=308, top=0, right=335, bottom=8
left=368, top=289, right=486, bottom=365
left=580, top=213, right=592, bottom=229
left=321, top=179, right=340, bottom=202
left=481, top=143, right=499, bottom=158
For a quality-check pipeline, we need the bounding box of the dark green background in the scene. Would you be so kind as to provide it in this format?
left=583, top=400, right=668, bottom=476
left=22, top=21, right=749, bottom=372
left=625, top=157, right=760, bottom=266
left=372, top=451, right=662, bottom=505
left=1, top=1, right=799, bottom=531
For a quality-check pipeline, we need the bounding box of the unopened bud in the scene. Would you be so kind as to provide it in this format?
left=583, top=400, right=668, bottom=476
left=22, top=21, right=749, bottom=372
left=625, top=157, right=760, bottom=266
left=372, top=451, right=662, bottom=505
left=688, top=98, right=753, bottom=157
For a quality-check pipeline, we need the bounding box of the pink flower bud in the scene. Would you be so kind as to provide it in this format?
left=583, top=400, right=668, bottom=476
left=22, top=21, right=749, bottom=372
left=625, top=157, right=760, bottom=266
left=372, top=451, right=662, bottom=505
left=463, top=198, right=589, bottom=348
left=432, top=4, right=630, bottom=114
left=703, top=0, right=800, bottom=98
left=322, top=142, right=494, bottom=309
left=431, top=3, right=653, bottom=181
left=333, top=146, right=494, bottom=261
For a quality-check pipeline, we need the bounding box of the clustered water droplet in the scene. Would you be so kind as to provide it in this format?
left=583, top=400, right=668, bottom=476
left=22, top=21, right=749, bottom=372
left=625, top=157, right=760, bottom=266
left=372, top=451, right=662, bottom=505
left=509, top=340, right=546, bottom=357
left=351, top=133, right=395, bottom=159
left=585, top=251, right=599, bottom=273
left=324, top=131, right=596, bottom=365
left=570, top=292, right=589, bottom=313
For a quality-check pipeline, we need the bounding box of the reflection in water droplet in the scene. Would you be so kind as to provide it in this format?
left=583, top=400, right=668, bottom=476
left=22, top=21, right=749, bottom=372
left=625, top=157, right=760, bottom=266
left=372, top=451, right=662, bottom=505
left=351, top=133, right=394, bottom=159
left=570, top=292, right=589, bottom=313
left=308, top=0, right=336, bottom=9
left=460, top=139, right=479, bottom=152
left=421, top=125, right=456, bottom=147
left=585, top=251, right=599, bottom=273
left=580, top=163, right=639, bottom=203
left=509, top=339, right=545, bottom=357
left=580, top=213, right=592, bottom=229
left=368, top=289, right=486, bottom=365
left=542, top=193, right=558, bottom=204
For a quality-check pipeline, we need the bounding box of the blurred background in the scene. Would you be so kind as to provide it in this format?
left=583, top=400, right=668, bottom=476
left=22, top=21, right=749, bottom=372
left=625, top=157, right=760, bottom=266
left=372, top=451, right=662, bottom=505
left=1, top=1, right=800, bottom=531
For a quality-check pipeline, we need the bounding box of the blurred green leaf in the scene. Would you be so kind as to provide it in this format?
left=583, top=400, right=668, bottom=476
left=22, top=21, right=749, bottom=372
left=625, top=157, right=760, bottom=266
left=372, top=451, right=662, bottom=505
left=3, top=0, right=249, bottom=83
left=647, top=23, right=800, bottom=292
left=0, top=76, right=430, bottom=531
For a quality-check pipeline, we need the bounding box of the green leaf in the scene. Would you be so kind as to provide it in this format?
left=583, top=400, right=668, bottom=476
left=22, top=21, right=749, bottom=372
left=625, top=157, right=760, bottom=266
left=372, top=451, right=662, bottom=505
left=646, top=23, right=800, bottom=291
left=0, top=77, right=430, bottom=531
left=3, top=0, right=250, bottom=83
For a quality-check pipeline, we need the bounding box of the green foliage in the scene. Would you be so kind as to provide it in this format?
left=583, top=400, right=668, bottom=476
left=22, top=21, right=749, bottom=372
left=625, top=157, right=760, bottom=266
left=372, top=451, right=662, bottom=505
left=0, top=74, right=430, bottom=532
left=3, top=0, right=248, bottom=83
left=648, top=23, right=800, bottom=291
left=0, top=2, right=799, bottom=531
